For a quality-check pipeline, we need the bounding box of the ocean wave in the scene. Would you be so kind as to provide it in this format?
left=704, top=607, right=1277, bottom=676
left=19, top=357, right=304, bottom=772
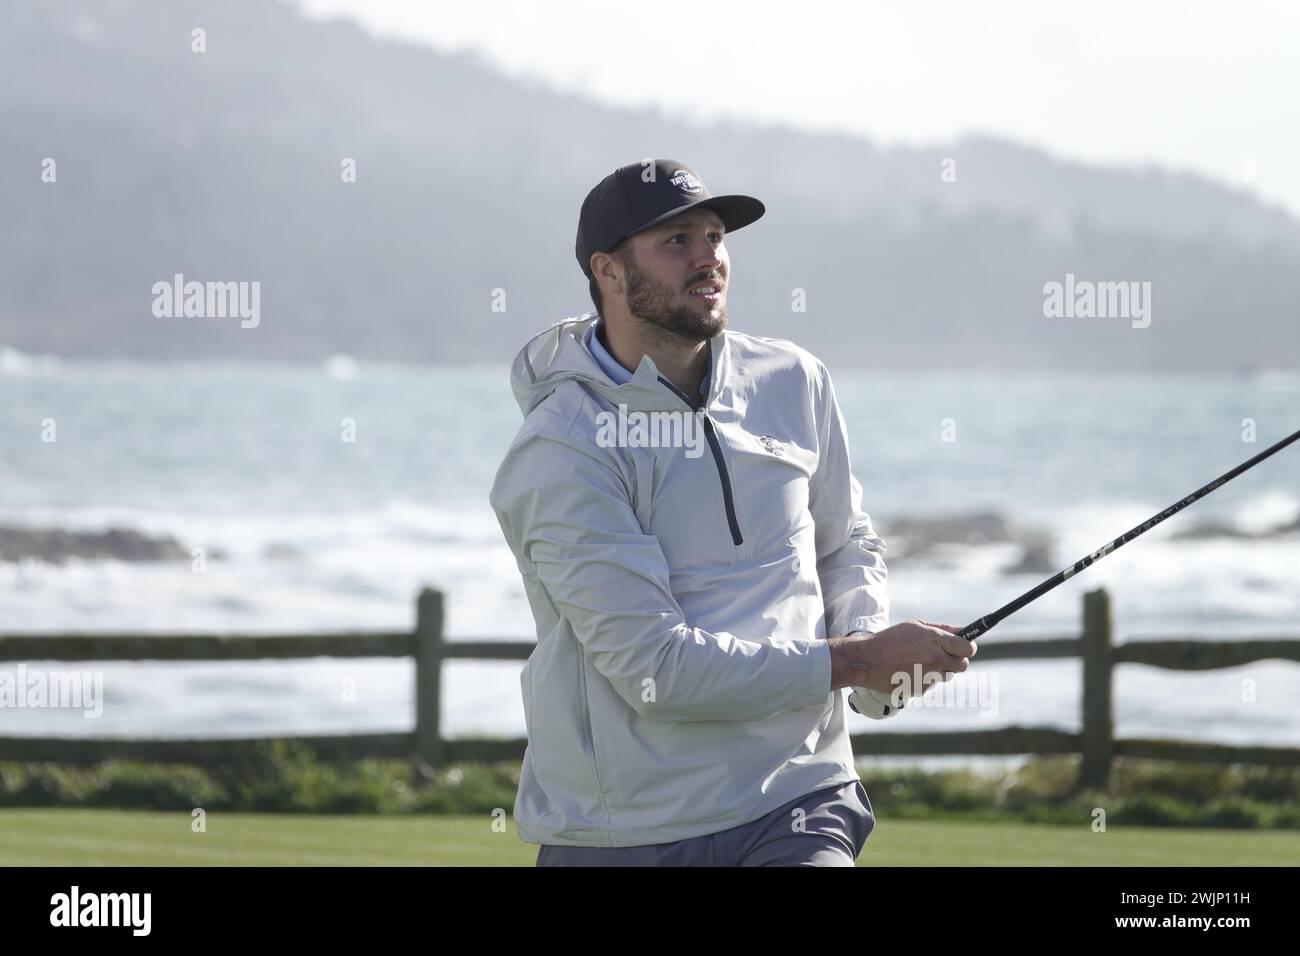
left=323, top=354, right=358, bottom=379
left=1250, top=369, right=1300, bottom=390
left=0, top=345, right=62, bottom=376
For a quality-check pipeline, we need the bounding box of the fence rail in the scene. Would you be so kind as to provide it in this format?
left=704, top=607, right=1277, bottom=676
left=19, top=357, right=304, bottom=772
left=2, top=587, right=1298, bottom=789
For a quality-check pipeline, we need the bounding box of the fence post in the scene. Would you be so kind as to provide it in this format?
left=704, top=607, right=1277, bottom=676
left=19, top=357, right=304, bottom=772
left=1079, top=587, right=1114, bottom=790
left=415, top=587, right=445, bottom=768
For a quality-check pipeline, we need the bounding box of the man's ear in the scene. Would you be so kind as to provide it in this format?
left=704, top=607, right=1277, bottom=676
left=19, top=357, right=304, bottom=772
left=592, top=252, right=624, bottom=294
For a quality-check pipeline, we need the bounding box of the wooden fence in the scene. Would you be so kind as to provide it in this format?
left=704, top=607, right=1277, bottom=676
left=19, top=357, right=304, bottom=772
left=2, top=587, right=1298, bottom=789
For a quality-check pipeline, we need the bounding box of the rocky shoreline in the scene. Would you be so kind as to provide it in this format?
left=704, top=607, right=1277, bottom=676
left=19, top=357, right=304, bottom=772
left=0, top=526, right=192, bottom=564
left=3, top=506, right=1290, bottom=569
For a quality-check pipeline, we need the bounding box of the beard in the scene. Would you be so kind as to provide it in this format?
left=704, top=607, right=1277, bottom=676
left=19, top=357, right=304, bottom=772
left=623, top=261, right=727, bottom=344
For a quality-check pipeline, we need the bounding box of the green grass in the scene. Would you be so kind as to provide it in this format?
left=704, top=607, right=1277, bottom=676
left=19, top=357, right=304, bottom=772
left=7, top=753, right=1300, bottom=830
left=3, top=809, right=1297, bottom=866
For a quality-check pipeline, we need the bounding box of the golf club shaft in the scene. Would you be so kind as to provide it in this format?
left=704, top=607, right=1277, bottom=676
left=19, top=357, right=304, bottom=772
left=957, top=426, right=1300, bottom=641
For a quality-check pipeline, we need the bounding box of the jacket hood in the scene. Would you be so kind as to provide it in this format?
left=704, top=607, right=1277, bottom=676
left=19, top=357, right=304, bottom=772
left=508, top=311, right=728, bottom=418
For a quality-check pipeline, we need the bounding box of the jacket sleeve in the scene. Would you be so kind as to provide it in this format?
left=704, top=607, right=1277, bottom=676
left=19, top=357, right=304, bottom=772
left=807, top=360, right=890, bottom=638
left=490, top=426, right=832, bottom=724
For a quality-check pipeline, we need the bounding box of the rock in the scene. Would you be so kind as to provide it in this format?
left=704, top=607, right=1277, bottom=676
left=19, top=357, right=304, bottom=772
left=879, top=510, right=1051, bottom=561
left=884, top=510, right=1018, bottom=545
left=1264, top=516, right=1300, bottom=536
left=1172, top=515, right=1300, bottom=540
left=1171, top=521, right=1256, bottom=540
left=263, top=542, right=303, bottom=560
left=1002, top=542, right=1058, bottom=576
left=0, top=526, right=190, bottom=564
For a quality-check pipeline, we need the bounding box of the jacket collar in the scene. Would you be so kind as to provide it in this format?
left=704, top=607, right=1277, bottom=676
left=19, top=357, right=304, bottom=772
left=511, top=311, right=730, bottom=417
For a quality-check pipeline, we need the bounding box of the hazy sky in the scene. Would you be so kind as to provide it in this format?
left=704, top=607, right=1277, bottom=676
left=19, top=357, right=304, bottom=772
left=297, top=0, right=1300, bottom=219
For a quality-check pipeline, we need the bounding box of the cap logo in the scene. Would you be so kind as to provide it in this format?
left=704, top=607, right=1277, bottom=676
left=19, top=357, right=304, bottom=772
left=670, top=169, right=704, bottom=194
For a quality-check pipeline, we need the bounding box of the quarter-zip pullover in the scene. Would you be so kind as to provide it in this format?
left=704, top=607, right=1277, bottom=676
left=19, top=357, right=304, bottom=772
left=490, top=311, right=889, bottom=847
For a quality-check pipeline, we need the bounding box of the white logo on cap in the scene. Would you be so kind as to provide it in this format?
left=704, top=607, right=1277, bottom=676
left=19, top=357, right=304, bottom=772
left=670, top=169, right=704, bottom=194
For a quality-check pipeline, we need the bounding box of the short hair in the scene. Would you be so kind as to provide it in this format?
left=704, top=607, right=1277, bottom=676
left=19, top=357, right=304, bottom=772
left=587, top=237, right=633, bottom=316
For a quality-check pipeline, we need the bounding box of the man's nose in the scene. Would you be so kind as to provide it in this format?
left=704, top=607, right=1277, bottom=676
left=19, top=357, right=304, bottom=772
left=692, top=240, right=722, bottom=272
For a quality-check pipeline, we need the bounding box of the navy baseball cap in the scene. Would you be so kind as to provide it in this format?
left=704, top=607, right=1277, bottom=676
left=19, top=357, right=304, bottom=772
left=576, top=159, right=765, bottom=278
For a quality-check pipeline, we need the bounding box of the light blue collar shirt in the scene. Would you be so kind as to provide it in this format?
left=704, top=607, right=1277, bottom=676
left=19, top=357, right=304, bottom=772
left=585, top=315, right=710, bottom=399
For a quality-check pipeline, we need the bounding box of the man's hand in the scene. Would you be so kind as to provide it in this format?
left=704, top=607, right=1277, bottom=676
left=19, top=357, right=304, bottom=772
left=828, top=621, right=977, bottom=695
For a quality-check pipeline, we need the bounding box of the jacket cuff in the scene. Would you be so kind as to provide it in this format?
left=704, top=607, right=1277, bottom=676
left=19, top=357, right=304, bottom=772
left=801, top=638, right=834, bottom=701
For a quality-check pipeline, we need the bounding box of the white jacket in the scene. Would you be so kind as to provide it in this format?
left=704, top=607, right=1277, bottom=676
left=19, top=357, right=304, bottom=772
left=489, top=312, right=890, bottom=847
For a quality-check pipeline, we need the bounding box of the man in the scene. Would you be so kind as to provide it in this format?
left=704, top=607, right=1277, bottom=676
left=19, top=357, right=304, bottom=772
left=489, top=159, right=976, bottom=866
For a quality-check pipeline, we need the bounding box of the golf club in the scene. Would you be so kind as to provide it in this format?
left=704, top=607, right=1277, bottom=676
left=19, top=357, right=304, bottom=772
left=850, top=425, right=1299, bottom=718
left=958, top=424, right=1300, bottom=641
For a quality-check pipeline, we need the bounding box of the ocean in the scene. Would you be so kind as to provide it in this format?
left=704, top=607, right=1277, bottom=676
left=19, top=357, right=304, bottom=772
left=2, top=350, right=1298, bottom=760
